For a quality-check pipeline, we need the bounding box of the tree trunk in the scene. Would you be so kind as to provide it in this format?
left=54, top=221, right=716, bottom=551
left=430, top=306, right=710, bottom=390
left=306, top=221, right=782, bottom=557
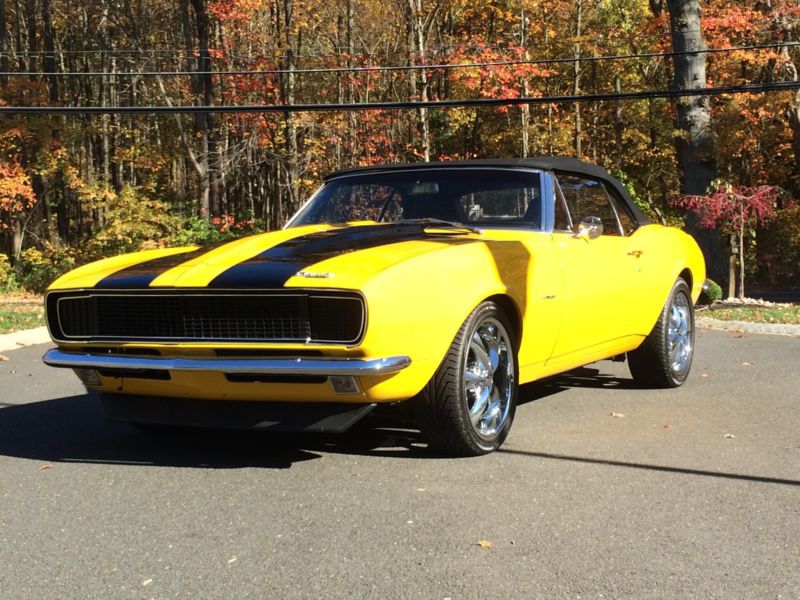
left=666, top=0, right=726, bottom=283
left=42, top=0, right=68, bottom=244
left=40, top=0, right=58, bottom=101
left=281, top=0, right=300, bottom=213
left=13, top=0, right=24, bottom=71
left=542, top=6, right=553, bottom=155
left=614, top=77, right=624, bottom=152
left=110, top=56, right=123, bottom=192
left=409, top=0, right=432, bottom=162
left=781, top=47, right=800, bottom=196
left=738, top=205, right=745, bottom=300
left=100, top=62, right=111, bottom=185
left=573, top=0, right=583, bottom=158
left=179, top=0, right=210, bottom=218
left=191, top=0, right=218, bottom=216
left=790, top=104, right=800, bottom=196
left=12, top=220, right=23, bottom=261
left=0, top=0, right=8, bottom=88
left=519, top=8, right=530, bottom=158
left=25, top=0, right=37, bottom=77
left=346, top=0, right=357, bottom=166
left=590, top=52, right=598, bottom=162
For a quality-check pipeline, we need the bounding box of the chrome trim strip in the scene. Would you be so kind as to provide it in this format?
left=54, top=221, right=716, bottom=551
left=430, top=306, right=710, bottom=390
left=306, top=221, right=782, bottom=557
left=43, top=349, right=410, bottom=376
left=323, top=166, right=543, bottom=182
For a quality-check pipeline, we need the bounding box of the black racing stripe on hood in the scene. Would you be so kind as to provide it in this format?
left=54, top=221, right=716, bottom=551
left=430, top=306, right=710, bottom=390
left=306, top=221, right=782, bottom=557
left=94, top=242, right=228, bottom=288
left=208, top=223, right=453, bottom=288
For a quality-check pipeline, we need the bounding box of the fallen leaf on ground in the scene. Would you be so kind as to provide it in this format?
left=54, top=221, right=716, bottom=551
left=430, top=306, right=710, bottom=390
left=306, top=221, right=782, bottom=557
left=39, top=464, right=53, bottom=470
left=663, top=424, right=672, bottom=429
left=228, top=556, right=237, bottom=564
left=9, top=369, right=16, bottom=375
left=700, top=373, right=709, bottom=378
left=0, top=355, right=8, bottom=361
left=477, top=540, right=495, bottom=549
left=610, top=412, right=625, bottom=418
left=142, top=579, right=153, bottom=586
left=724, top=433, right=735, bottom=439
left=741, top=361, right=754, bottom=366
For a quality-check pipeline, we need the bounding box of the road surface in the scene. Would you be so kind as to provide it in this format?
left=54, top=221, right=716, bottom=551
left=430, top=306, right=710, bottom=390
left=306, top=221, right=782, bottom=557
left=0, top=329, right=798, bottom=599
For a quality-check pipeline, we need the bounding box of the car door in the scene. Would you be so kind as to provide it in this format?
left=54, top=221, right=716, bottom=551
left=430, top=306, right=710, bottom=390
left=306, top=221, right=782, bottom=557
left=547, top=172, right=644, bottom=367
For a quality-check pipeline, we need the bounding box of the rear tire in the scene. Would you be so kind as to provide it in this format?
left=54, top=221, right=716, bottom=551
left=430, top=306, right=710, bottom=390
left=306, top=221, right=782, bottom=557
left=416, top=301, right=518, bottom=456
left=627, top=278, right=695, bottom=388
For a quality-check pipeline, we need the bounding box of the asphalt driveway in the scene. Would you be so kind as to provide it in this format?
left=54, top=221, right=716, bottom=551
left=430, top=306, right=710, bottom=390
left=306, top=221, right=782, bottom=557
left=0, top=329, right=798, bottom=599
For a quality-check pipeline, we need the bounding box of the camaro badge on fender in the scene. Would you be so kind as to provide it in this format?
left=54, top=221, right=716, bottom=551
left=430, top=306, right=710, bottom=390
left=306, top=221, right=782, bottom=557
left=295, top=270, right=335, bottom=279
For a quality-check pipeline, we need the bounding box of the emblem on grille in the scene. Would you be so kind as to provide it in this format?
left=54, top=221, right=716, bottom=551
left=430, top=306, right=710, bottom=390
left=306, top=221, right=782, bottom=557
left=295, top=270, right=335, bottom=279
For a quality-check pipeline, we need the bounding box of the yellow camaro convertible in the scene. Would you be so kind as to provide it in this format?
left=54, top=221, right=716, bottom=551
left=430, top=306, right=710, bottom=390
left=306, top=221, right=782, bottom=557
left=43, top=158, right=705, bottom=455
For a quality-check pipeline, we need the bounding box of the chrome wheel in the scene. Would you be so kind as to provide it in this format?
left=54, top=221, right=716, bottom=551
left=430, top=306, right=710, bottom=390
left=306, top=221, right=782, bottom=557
left=416, top=301, right=518, bottom=455
left=628, top=277, right=695, bottom=388
left=463, top=317, right=515, bottom=440
left=668, top=292, right=693, bottom=374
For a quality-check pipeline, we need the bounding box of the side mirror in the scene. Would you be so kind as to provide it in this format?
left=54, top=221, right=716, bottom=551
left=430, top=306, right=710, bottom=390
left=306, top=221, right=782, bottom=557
left=575, top=216, right=603, bottom=240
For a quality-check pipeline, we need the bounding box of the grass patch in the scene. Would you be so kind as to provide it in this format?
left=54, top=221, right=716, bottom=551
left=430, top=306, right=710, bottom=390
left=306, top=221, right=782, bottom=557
left=704, top=304, right=800, bottom=324
left=0, top=293, right=45, bottom=334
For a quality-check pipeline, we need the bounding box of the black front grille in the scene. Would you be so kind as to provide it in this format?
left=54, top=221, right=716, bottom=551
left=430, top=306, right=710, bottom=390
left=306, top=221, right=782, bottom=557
left=48, top=291, right=365, bottom=344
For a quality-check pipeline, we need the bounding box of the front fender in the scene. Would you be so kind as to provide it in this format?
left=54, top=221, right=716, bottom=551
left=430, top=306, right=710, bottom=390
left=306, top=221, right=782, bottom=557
left=356, top=242, right=515, bottom=400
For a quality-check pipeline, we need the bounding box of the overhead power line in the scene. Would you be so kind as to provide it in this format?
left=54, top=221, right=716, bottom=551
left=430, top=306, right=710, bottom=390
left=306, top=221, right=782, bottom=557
left=1, top=81, right=797, bottom=115
left=0, top=34, right=711, bottom=57
left=1, top=42, right=797, bottom=78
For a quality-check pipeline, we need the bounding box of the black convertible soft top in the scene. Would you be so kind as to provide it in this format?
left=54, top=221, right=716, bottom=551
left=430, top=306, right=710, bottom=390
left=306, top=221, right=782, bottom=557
left=326, top=157, right=651, bottom=225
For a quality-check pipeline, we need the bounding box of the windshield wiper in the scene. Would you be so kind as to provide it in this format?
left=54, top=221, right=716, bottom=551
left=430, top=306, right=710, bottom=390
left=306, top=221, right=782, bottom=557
left=400, top=218, right=482, bottom=235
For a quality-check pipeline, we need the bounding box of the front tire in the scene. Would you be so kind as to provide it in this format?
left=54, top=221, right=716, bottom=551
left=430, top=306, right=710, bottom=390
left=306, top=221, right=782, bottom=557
left=416, top=301, right=518, bottom=456
left=627, top=277, right=695, bottom=388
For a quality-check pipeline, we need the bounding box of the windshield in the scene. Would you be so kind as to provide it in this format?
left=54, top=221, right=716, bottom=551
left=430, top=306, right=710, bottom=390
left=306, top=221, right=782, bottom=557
left=288, top=169, right=543, bottom=229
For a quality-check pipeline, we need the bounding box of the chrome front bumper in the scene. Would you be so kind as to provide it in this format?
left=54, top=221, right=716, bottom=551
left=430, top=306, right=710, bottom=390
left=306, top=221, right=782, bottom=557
left=43, top=349, right=411, bottom=376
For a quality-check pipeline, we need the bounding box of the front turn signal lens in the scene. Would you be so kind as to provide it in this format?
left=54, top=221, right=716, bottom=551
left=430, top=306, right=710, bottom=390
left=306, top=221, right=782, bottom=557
left=73, top=368, right=100, bottom=386
left=329, top=376, right=360, bottom=395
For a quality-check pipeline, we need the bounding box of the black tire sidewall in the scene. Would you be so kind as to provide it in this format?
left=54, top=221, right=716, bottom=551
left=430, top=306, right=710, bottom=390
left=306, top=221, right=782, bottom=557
left=455, top=301, right=519, bottom=452
left=663, top=279, right=694, bottom=386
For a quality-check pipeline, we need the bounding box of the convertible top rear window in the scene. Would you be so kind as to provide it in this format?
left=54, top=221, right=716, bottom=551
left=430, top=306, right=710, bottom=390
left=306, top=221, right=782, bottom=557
left=289, top=169, right=543, bottom=229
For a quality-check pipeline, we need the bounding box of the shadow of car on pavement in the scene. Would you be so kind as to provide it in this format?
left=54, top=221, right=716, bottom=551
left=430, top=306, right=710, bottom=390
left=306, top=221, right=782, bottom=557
left=0, top=366, right=639, bottom=469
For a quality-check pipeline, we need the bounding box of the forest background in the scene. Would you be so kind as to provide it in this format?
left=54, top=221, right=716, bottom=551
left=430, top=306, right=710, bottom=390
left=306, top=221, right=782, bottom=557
left=0, top=0, right=799, bottom=294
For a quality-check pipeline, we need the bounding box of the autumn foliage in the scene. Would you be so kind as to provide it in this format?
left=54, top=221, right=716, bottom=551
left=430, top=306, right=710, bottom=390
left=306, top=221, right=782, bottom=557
left=0, top=159, right=35, bottom=233
left=0, top=0, right=798, bottom=291
left=0, top=130, right=36, bottom=237
left=676, top=182, right=794, bottom=298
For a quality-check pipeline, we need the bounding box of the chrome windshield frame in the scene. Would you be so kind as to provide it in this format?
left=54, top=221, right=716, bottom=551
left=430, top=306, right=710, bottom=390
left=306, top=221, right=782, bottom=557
left=283, top=167, right=546, bottom=232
